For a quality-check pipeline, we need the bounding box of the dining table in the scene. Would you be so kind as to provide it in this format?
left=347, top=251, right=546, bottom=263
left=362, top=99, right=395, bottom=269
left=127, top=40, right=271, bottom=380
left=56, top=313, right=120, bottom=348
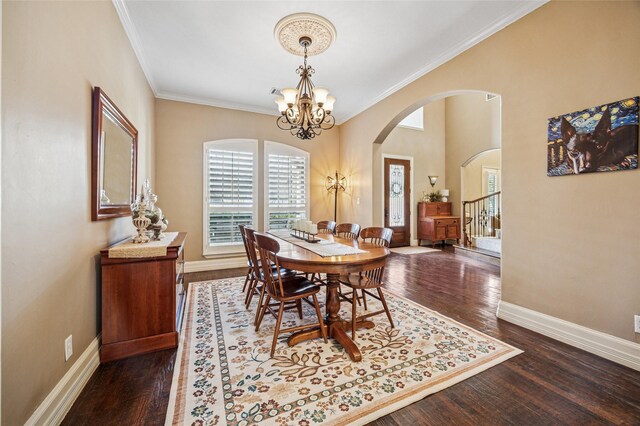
left=269, top=231, right=389, bottom=362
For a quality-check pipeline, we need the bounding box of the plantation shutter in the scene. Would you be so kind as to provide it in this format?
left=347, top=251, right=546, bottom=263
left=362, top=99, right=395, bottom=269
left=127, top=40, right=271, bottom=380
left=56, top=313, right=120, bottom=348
left=267, top=152, right=308, bottom=230
left=206, top=146, right=255, bottom=249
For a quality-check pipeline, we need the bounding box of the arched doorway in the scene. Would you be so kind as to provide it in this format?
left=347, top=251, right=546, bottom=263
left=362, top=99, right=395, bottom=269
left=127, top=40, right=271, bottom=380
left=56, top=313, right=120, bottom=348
left=461, top=148, right=502, bottom=254
left=372, top=90, right=501, bottom=251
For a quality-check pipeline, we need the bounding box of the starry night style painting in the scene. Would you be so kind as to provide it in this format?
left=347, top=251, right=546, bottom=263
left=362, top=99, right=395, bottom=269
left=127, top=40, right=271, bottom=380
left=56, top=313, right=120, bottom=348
left=547, top=97, right=638, bottom=176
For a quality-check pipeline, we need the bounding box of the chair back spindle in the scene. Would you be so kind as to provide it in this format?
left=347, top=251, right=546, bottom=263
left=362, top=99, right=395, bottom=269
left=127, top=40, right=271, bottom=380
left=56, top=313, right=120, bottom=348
left=360, top=227, right=393, bottom=248
left=335, top=223, right=361, bottom=240
left=317, top=220, right=337, bottom=234
left=254, top=233, right=286, bottom=299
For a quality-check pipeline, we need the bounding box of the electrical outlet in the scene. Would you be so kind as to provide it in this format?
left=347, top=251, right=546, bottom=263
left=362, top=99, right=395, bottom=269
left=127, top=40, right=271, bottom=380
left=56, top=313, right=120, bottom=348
left=65, top=335, right=73, bottom=361
left=635, top=316, right=640, bottom=334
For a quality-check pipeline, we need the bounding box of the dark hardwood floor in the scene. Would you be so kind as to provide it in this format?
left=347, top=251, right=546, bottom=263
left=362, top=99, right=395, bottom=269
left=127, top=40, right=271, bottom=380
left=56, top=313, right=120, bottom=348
left=63, top=252, right=640, bottom=425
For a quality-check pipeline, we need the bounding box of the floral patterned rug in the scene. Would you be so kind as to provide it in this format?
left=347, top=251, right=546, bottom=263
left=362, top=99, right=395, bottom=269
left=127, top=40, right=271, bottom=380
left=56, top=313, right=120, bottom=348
left=166, top=278, right=522, bottom=426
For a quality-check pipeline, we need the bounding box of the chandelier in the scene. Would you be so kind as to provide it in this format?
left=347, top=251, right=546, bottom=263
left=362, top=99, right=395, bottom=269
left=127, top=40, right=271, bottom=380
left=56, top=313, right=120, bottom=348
left=274, top=13, right=337, bottom=140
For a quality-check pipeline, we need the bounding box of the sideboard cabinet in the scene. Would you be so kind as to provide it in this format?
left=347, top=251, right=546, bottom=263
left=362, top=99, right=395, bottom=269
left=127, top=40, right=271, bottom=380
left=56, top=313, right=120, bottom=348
left=417, top=202, right=460, bottom=247
left=100, top=232, right=186, bottom=362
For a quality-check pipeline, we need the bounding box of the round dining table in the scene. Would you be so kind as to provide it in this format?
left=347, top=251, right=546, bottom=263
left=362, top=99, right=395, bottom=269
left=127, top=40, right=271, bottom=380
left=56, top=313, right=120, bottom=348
left=271, top=232, right=389, bottom=362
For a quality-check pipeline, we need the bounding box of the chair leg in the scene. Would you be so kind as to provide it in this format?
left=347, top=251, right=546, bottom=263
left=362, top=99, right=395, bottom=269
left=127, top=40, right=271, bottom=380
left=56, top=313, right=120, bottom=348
left=270, top=302, right=285, bottom=357
left=361, top=289, right=368, bottom=310
left=244, top=278, right=256, bottom=308
left=312, top=294, right=328, bottom=343
left=352, top=290, right=358, bottom=340
left=254, top=284, right=266, bottom=326
left=378, top=288, right=394, bottom=328
left=296, top=300, right=303, bottom=319
left=255, top=295, right=270, bottom=332
left=242, top=269, right=250, bottom=293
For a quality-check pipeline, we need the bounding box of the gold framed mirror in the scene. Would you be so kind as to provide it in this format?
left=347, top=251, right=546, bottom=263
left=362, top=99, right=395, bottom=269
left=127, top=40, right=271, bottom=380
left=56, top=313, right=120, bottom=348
left=91, top=87, right=137, bottom=221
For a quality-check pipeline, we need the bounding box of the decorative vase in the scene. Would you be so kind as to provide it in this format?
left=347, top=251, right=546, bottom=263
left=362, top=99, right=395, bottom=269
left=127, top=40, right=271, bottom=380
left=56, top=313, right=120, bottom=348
left=130, top=178, right=168, bottom=241
left=132, top=209, right=151, bottom=243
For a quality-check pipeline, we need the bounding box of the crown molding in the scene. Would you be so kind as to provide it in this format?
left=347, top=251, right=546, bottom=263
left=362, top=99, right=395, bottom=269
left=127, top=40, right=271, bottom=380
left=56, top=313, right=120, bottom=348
left=156, top=92, right=280, bottom=118
left=113, top=0, right=545, bottom=126
left=338, top=0, right=547, bottom=123
left=112, top=0, right=158, bottom=96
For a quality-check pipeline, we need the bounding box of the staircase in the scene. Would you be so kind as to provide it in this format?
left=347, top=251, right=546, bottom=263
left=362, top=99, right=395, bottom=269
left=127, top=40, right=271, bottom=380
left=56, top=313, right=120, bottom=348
left=454, top=192, right=501, bottom=264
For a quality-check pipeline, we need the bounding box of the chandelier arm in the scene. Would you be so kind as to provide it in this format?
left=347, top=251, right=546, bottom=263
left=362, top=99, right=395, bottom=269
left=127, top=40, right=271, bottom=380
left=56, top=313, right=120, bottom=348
left=320, top=114, right=335, bottom=130
left=277, top=115, right=293, bottom=131
left=313, top=107, right=326, bottom=124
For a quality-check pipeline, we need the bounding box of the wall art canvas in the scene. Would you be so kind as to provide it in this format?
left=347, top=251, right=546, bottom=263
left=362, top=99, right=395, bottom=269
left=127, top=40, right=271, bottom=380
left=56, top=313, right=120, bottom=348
left=547, top=97, right=638, bottom=176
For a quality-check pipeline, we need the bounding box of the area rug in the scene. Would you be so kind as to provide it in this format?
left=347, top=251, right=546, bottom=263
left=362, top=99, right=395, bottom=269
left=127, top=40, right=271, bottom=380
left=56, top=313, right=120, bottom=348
left=389, top=246, right=440, bottom=255
left=166, top=278, right=522, bottom=426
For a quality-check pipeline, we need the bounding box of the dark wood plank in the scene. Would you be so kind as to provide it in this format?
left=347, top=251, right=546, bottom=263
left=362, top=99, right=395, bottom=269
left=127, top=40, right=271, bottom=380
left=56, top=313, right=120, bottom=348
left=63, top=252, right=640, bottom=425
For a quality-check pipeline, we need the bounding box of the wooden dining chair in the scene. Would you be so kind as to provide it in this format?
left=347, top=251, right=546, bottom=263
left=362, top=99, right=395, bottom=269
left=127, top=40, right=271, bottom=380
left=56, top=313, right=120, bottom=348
left=243, top=227, right=298, bottom=326
left=335, top=223, right=361, bottom=240
left=317, top=220, right=336, bottom=234
left=341, top=227, right=394, bottom=340
left=253, top=233, right=328, bottom=357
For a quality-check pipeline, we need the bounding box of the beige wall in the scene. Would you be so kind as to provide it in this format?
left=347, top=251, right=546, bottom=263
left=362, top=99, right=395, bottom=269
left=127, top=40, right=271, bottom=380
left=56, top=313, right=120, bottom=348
left=340, top=2, right=640, bottom=343
left=445, top=94, right=501, bottom=214
left=372, top=101, right=445, bottom=242
left=461, top=149, right=501, bottom=203
left=155, top=99, right=341, bottom=262
left=1, top=2, right=155, bottom=424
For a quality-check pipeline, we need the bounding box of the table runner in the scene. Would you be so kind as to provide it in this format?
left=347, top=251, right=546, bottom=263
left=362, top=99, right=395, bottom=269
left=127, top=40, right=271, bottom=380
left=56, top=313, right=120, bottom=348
left=108, top=232, right=179, bottom=258
left=269, top=230, right=367, bottom=257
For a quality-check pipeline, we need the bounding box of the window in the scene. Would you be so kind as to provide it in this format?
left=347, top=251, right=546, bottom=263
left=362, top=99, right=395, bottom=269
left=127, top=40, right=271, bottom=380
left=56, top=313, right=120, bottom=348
left=482, top=167, right=501, bottom=226
left=397, top=107, right=424, bottom=130
left=264, top=141, right=309, bottom=230
left=203, top=139, right=257, bottom=255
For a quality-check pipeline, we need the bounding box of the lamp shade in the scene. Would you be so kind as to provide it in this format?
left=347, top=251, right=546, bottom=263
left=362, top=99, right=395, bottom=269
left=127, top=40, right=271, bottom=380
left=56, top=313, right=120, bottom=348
left=275, top=97, right=288, bottom=113
left=323, top=96, right=336, bottom=112
left=312, top=87, right=329, bottom=105
left=281, top=88, right=298, bottom=105
left=440, top=189, right=450, bottom=197
left=428, top=175, right=438, bottom=187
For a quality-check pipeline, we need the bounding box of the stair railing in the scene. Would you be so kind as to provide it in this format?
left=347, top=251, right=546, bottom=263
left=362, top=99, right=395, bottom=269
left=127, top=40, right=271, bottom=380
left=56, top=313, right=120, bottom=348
left=461, top=191, right=501, bottom=247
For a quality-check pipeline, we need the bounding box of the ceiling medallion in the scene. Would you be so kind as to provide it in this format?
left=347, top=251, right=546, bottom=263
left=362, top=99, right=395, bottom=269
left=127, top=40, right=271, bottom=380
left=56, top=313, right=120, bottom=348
left=274, top=13, right=337, bottom=56
left=274, top=13, right=337, bottom=140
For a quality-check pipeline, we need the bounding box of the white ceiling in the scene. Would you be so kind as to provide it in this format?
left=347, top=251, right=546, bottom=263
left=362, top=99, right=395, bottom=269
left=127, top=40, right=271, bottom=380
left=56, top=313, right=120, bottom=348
left=116, top=1, right=545, bottom=123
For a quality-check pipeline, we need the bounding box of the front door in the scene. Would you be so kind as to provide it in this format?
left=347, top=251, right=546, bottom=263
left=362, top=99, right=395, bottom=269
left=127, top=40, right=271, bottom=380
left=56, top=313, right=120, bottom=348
left=384, top=158, right=411, bottom=247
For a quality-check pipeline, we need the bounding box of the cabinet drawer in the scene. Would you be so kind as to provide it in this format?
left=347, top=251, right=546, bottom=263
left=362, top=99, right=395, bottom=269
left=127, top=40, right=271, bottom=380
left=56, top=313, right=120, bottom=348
left=435, top=218, right=458, bottom=226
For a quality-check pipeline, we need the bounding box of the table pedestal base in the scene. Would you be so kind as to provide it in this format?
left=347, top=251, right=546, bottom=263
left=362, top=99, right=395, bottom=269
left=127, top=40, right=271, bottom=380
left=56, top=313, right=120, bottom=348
left=287, top=320, right=375, bottom=362
left=287, top=272, right=374, bottom=362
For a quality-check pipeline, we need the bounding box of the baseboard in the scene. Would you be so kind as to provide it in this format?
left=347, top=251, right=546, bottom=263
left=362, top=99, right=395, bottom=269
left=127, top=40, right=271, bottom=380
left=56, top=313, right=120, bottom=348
left=25, top=335, right=101, bottom=426
left=185, top=256, right=246, bottom=273
left=497, top=301, right=640, bottom=371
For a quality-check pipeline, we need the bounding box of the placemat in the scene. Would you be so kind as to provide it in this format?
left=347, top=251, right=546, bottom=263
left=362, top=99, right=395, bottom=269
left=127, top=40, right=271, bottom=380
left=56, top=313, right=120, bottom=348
left=108, top=232, right=179, bottom=258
